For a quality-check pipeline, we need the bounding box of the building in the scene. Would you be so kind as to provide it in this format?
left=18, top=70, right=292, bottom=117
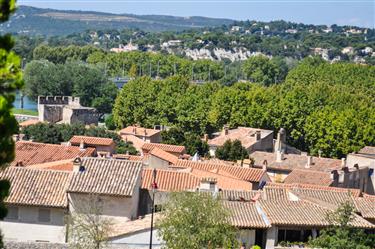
left=142, top=143, right=185, bottom=157
left=67, top=157, right=143, bottom=223
left=11, top=141, right=95, bottom=167
left=119, top=126, right=162, bottom=144
left=110, top=40, right=139, bottom=53
left=69, top=135, right=116, bottom=156
left=38, top=96, right=100, bottom=125
left=0, top=167, right=71, bottom=243
left=207, top=126, right=274, bottom=157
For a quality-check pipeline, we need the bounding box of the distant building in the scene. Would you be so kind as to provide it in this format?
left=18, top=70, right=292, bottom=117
left=110, top=40, right=139, bottom=53
left=38, top=96, right=100, bottom=125
left=119, top=125, right=162, bottom=144
left=207, top=126, right=274, bottom=157
left=69, top=135, right=116, bottom=156
left=342, top=46, right=355, bottom=55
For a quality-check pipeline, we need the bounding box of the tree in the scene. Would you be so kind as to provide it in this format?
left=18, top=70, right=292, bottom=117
left=0, top=0, right=23, bottom=246
left=67, top=194, right=114, bottom=249
left=129, top=63, right=137, bottom=78
left=242, top=55, right=279, bottom=86
left=215, top=139, right=249, bottom=161
left=309, top=201, right=375, bottom=249
left=157, top=192, right=238, bottom=249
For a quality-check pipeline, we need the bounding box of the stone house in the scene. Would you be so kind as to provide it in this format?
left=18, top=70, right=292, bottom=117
left=119, top=126, right=162, bottom=144
left=141, top=143, right=185, bottom=157
left=69, top=135, right=116, bottom=156
left=0, top=167, right=71, bottom=243
left=207, top=126, right=274, bottom=157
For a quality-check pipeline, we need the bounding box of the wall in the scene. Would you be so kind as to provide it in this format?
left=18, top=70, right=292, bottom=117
left=147, top=156, right=170, bottom=169
left=0, top=205, right=66, bottom=243
left=149, top=133, right=162, bottom=144
left=110, top=229, right=162, bottom=248
left=249, top=131, right=274, bottom=154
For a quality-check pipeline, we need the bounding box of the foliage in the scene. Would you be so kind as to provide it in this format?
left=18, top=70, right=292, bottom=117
left=215, top=139, right=249, bottom=161
left=309, top=201, right=375, bottom=249
left=0, top=0, right=22, bottom=246
left=115, top=140, right=138, bottom=155
left=67, top=194, right=114, bottom=249
left=157, top=192, right=238, bottom=249
left=242, top=55, right=280, bottom=85
left=12, top=108, right=38, bottom=116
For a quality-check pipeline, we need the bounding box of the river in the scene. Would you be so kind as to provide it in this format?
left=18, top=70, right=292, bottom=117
left=14, top=92, right=37, bottom=111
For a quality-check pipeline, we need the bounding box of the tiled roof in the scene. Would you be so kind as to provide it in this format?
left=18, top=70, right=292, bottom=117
left=69, top=136, right=114, bottom=146
left=208, top=127, right=273, bottom=149
left=142, top=168, right=200, bottom=191
left=358, top=146, right=375, bottom=155
left=18, top=119, right=40, bottom=127
left=190, top=168, right=252, bottom=191
left=354, top=195, right=375, bottom=219
left=121, top=134, right=145, bottom=151
left=119, top=126, right=161, bottom=138
left=149, top=147, right=179, bottom=165
left=0, top=167, right=71, bottom=208
left=250, top=151, right=342, bottom=172
left=68, top=157, right=142, bottom=197
left=110, top=213, right=161, bottom=238
left=259, top=199, right=374, bottom=228
left=283, top=169, right=333, bottom=186
left=142, top=143, right=185, bottom=154
left=12, top=141, right=95, bottom=166
left=223, top=201, right=270, bottom=228
left=27, top=159, right=74, bottom=171
left=219, top=190, right=259, bottom=201
left=112, top=154, right=144, bottom=161
left=175, top=160, right=267, bottom=183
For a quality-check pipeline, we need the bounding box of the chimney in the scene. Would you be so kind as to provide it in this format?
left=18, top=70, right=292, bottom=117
left=305, top=156, right=313, bottom=168
left=330, top=170, right=338, bottom=180
left=354, top=163, right=359, bottom=170
left=222, top=125, right=229, bottom=136
left=15, top=161, right=24, bottom=167
left=73, top=157, right=84, bottom=172
left=341, top=158, right=346, bottom=168
left=199, top=178, right=218, bottom=193
left=262, top=160, right=268, bottom=170
left=133, top=127, right=137, bottom=134
left=255, top=130, right=261, bottom=141
left=144, top=129, right=147, bottom=136
left=276, top=150, right=284, bottom=163
left=79, top=139, right=85, bottom=150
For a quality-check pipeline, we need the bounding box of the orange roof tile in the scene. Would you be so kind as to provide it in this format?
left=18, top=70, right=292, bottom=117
left=27, top=159, right=74, bottom=171
left=149, top=147, right=179, bottom=165
left=283, top=169, right=334, bottom=186
left=0, top=167, right=71, bottom=208
left=119, top=126, right=161, bottom=138
left=142, top=143, right=185, bottom=154
left=175, top=160, right=267, bottom=183
left=121, top=134, right=145, bottom=151
left=142, top=168, right=200, bottom=191
left=112, top=154, right=143, bottom=161
left=70, top=135, right=114, bottom=146
left=12, top=141, right=95, bottom=167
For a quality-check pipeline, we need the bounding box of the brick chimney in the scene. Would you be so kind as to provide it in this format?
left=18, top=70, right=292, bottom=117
left=305, top=156, right=313, bottom=168
left=199, top=177, right=218, bottom=193
left=276, top=150, right=284, bottom=163
left=222, top=125, right=229, bottom=136
left=79, top=139, right=85, bottom=150
left=255, top=130, right=261, bottom=141
left=341, top=158, right=347, bottom=168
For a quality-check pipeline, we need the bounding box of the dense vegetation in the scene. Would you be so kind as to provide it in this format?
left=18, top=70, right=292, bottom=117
left=22, top=123, right=137, bottom=155
left=114, top=58, right=375, bottom=158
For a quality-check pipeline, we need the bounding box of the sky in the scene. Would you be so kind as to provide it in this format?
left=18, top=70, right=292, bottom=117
left=18, top=0, right=375, bottom=28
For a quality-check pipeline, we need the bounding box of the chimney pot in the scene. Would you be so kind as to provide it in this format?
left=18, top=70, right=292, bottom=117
left=341, top=158, right=346, bottom=168
left=73, top=157, right=82, bottom=172
left=223, top=125, right=229, bottom=136
left=276, top=151, right=284, bottom=163
left=79, top=139, right=85, bottom=150
left=305, top=156, right=313, bottom=168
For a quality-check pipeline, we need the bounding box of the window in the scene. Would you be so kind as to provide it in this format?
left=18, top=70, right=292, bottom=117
left=38, top=209, right=51, bottom=223
left=6, top=206, right=19, bottom=220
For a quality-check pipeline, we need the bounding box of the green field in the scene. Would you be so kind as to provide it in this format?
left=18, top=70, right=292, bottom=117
left=12, top=109, right=38, bottom=116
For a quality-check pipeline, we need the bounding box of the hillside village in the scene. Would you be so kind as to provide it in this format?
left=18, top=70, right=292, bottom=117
left=3, top=101, right=375, bottom=248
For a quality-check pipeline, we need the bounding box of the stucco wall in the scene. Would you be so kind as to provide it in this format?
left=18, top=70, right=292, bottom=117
left=110, top=229, right=162, bottom=248
left=0, top=206, right=66, bottom=243
left=147, top=156, right=170, bottom=169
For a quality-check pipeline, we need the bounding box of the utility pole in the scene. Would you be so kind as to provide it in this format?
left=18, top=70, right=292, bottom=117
left=149, top=168, right=157, bottom=249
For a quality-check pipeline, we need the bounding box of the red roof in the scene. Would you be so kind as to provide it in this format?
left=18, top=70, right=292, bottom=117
left=142, top=143, right=185, bottom=154
left=283, top=169, right=334, bottom=186
left=12, top=141, right=95, bottom=167
left=149, top=147, right=179, bottom=165
left=119, top=126, right=161, bottom=138
left=70, top=135, right=114, bottom=146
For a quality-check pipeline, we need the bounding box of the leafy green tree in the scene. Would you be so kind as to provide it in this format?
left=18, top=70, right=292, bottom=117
left=242, top=55, right=279, bottom=86
left=115, top=140, right=138, bottom=155
left=215, top=139, right=248, bottom=161
left=157, top=192, right=238, bottom=249
left=0, top=1, right=23, bottom=246
left=309, top=201, right=375, bottom=249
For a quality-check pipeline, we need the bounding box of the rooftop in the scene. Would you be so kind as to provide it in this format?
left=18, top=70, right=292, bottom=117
left=283, top=169, right=333, bottom=186
left=12, top=141, right=95, bottom=167
left=68, top=157, right=142, bottom=197
left=0, top=167, right=71, bottom=208
left=69, top=135, right=115, bottom=147
left=119, top=126, right=161, bottom=138
left=149, top=147, right=179, bottom=165
left=208, top=127, right=273, bottom=149
left=142, top=143, right=185, bottom=154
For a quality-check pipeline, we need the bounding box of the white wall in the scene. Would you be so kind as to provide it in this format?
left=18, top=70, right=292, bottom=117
left=110, top=229, right=162, bottom=248
left=0, top=206, right=66, bottom=243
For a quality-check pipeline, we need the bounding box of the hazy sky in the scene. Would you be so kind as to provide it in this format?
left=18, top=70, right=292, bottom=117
left=19, top=0, right=374, bottom=28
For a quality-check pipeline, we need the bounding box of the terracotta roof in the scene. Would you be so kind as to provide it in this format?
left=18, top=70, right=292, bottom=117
left=18, top=119, right=40, bottom=127
left=208, top=127, right=273, bottom=149
left=68, top=157, right=142, bottom=197
left=259, top=199, right=374, bottom=228
left=121, top=134, right=145, bottom=151
left=283, top=169, right=334, bottom=186
left=354, top=196, right=375, bottom=219
left=119, top=126, right=161, bottom=138
left=250, top=151, right=342, bottom=172
left=358, top=146, right=375, bottom=155
left=110, top=213, right=161, bottom=238
left=175, top=160, right=267, bottom=183
left=142, top=168, right=200, bottom=191
left=112, top=154, right=144, bottom=161
left=0, top=167, right=71, bottom=208
left=69, top=136, right=114, bottom=146
left=223, top=201, right=270, bottom=228
left=142, top=143, right=185, bottom=154
left=189, top=168, right=252, bottom=191
left=27, top=159, right=74, bottom=171
left=12, top=141, right=95, bottom=166
left=149, top=147, right=179, bottom=165
left=219, top=190, right=259, bottom=201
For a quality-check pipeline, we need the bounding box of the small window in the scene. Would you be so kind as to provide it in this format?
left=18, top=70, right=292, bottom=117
left=7, top=206, right=19, bottom=220
left=38, top=209, right=51, bottom=223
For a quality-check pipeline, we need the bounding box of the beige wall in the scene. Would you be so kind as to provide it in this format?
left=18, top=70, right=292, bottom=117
left=147, top=155, right=171, bottom=169
left=0, top=205, right=66, bottom=243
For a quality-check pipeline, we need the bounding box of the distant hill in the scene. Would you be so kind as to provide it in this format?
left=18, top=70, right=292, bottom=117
left=0, top=6, right=234, bottom=36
